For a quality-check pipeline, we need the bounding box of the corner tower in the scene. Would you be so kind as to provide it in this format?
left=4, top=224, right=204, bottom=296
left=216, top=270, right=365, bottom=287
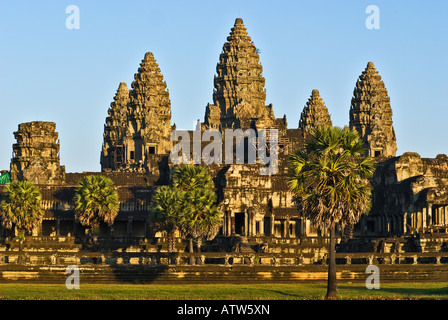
left=349, top=62, right=397, bottom=158
left=204, top=18, right=275, bottom=130
left=10, top=121, right=65, bottom=185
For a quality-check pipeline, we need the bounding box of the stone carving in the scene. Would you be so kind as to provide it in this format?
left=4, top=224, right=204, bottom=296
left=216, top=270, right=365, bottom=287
left=204, top=18, right=275, bottom=130
left=3, top=19, right=448, bottom=245
left=101, top=52, right=173, bottom=172
left=349, top=62, right=397, bottom=157
left=10, top=121, right=65, bottom=185
left=101, top=82, right=130, bottom=170
left=298, top=89, right=332, bottom=138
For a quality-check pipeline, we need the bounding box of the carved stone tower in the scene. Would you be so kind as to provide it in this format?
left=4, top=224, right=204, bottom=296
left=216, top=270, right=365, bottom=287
left=101, top=52, right=173, bottom=172
left=204, top=18, right=275, bottom=130
left=10, top=121, right=65, bottom=185
left=101, top=82, right=130, bottom=170
left=349, top=62, right=397, bottom=158
left=298, top=89, right=332, bottom=138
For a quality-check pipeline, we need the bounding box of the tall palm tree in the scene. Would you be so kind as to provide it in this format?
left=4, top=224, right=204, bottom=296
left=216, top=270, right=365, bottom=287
left=181, top=188, right=221, bottom=253
left=288, top=126, right=374, bottom=299
left=171, top=164, right=221, bottom=253
left=0, top=180, right=44, bottom=250
left=149, top=185, right=185, bottom=252
left=73, top=175, right=119, bottom=236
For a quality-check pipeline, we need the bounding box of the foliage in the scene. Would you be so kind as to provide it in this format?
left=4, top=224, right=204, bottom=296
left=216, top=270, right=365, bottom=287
left=288, top=126, right=375, bottom=230
left=149, top=185, right=184, bottom=235
left=73, top=175, right=119, bottom=232
left=181, top=188, right=221, bottom=241
left=0, top=180, right=44, bottom=234
left=288, top=125, right=375, bottom=299
left=171, top=164, right=215, bottom=191
left=149, top=164, right=222, bottom=252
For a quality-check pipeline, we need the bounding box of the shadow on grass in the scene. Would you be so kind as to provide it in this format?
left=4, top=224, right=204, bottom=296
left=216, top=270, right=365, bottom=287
left=337, top=284, right=448, bottom=299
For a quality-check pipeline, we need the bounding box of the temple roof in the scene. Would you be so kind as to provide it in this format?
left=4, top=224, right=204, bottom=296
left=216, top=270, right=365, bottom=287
left=298, top=89, right=332, bottom=134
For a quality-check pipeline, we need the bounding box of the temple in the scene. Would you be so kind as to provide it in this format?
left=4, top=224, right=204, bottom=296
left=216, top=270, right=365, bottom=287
left=1, top=17, right=448, bottom=250
left=349, top=61, right=397, bottom=158
left=100, top=52, right=173, bottom=173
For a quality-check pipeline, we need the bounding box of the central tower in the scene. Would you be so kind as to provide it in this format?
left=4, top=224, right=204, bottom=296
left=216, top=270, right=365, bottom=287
left=204, top=18, right=275, bottom=130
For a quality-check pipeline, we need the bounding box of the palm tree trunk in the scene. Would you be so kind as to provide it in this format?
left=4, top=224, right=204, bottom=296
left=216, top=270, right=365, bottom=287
left=189, top=238, right=195, bottom=265
left=197, top=237, right=201, bottom=253
left=326, top=225, right=338, bottom=299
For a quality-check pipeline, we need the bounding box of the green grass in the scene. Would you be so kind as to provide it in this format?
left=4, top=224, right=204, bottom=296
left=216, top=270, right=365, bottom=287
left=0, top=282, right=447, bottom=300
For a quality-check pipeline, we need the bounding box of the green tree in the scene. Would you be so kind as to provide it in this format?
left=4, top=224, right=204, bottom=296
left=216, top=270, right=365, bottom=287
left=288, top=126, right=374, bottom=299
left=171, top=164, right=221, bottom=253
left=0, top=180, right=44, bottom=250
left=149, top=165, right=222, bottom=256
left=181, top=188, right=221, bottom=253
left=149, top=185, right=185, bottom=252
left=73, top=175, right=120, bottom=236
left=171, top=164, right=215, bottom=192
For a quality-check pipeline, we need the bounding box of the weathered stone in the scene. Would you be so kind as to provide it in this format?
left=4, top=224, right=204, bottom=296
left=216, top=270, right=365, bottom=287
left=101, top=82, right=130, bottom=170
left=100, top=52, right=173, bottom=173
left=298, top=89, right=332, bottom=138
left=204, top=18, right=275, bottom=130
left=349, top=62, right=397, bottom=158
left=10, top=121, right=65, bottom=185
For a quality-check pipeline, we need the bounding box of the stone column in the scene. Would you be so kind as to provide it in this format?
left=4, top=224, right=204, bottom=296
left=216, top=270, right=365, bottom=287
left=259, top=218, right=265, bottom=236
left=428, top=204, right=433, bottom=226
left=403, top=212, right=407, bottom=234
left=270, top=214, right=275, bottom=237
left=445, top=206, right=448, bottom=226
left=244, top=210, right=248, bottom=236
left=285, top=217, right=290, bottom=238
left=417, top=210, right=422, bottom=229
left=252, top=213, right=256, bottom=237
left=422, top=207, right=427, bottom=228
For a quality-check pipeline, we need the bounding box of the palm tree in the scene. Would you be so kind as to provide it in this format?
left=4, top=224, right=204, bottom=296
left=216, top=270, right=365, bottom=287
left=288, top=126, right=374, bottom=299
left=72, top=175, right=119, bottom=237
left=149, top=185, right=185, bottom=252
left=171, top=164, right=221, bottom=253
left=181, top=188, right=221, bottom=253
left=0, top=180, right=44, bottom=250
left=171, top=164, right=215, bottom=192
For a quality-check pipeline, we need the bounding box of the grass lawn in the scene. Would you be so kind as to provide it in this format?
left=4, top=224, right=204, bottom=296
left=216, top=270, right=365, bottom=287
left=0, top=282, right=447, bottom=300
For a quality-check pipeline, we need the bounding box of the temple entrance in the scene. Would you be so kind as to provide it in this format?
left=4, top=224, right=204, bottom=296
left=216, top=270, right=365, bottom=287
left=234, top=212, right=245, bottom=235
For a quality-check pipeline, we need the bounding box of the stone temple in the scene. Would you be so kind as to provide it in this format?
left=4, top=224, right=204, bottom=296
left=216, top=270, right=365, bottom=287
left=1, top=18, right=448, bottom=261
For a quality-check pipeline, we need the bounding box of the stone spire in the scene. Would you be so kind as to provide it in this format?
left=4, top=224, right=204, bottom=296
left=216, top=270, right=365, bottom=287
left=298, top=89, right=332, bottom=136
left=100, top=82, right=130, bottom=170
left=349, top=62, right=397, bottom=158
left=204, top=18, right=274, bottom=130
left=100, top=52, right=173, bottom=172
left=10, top=121, right=65, bottom=185
left=124, top=52, right=172, bottom=168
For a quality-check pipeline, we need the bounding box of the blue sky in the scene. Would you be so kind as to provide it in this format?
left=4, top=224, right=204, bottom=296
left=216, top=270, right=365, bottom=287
left=0, top=0, right=447, bottom=173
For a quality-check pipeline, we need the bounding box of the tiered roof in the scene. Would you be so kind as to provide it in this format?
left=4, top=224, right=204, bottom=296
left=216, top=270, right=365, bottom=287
left=205, top=18, right=275, bottom=129
left=349, top=62, right=397, bottom=157
left=298, top=89, right=332, bottom=136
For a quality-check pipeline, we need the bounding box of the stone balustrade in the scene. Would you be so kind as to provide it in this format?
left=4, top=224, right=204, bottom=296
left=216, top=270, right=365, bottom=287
left=1, top=250, right=448, bottom=267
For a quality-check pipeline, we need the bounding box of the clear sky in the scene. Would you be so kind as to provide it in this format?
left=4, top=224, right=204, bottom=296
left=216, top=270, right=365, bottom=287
left=0, top=0, right=447, bottom=173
